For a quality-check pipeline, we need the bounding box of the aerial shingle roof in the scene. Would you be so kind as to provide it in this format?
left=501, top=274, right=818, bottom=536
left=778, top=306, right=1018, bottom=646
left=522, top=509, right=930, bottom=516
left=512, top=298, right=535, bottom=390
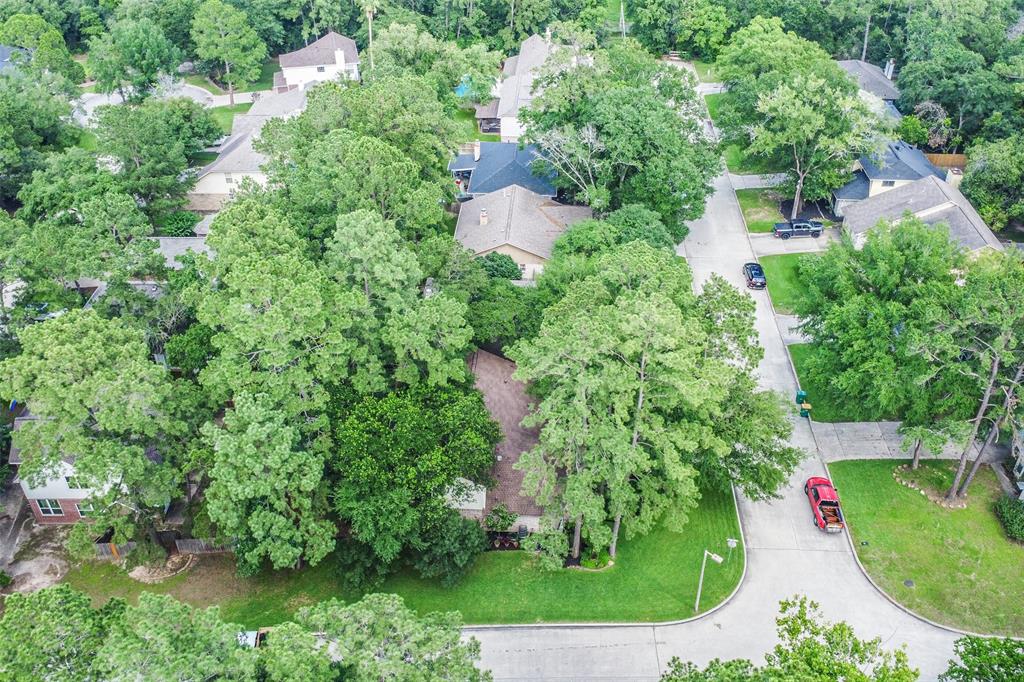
left=837, top=59, right=901, bottom=101
left=496, top=34, right=553, bottom=119
left=859, top=141, right=943, bottom=182
left=278, top=32, right=359, bottom=68
left=843, top=175, right=1002, bottom=252
left=454, top=185, right=591, bottom=260
left=449, top=142, right=555, bottom=196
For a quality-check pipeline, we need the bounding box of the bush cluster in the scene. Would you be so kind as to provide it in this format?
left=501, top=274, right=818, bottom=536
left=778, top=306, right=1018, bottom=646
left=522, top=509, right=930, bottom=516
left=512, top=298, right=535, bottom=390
left=994, top=495, right=1024, bottom=541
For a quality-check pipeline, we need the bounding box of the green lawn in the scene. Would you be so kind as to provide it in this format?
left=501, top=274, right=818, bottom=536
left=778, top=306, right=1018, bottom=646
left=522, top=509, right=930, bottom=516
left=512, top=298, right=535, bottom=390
left=65, top=485, right=743, bottom=628
left=209, top=103, right=253, bottom=135
left=704, top=92, right=728, bottom=125
left=759, top=253, right=814, bottom=315
left=788, top=343, right=852, bottom=422
left=691, top=60, right=719, bottom=83
left=189, top=151, right=219, bottom=167
left=185, top=60, right=279, bottom=95
left=829, top=460, right=1024, bottom=636
left=736, top=189, right=783, bottom=232
left=453, top=108, right=500, bottom=143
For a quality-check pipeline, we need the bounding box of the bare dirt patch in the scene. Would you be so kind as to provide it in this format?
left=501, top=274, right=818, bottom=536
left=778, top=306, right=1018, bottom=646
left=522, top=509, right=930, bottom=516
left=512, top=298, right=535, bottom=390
left=128, top=553, right=195, bottom=584
left=4, top=523, right=70, bottom=593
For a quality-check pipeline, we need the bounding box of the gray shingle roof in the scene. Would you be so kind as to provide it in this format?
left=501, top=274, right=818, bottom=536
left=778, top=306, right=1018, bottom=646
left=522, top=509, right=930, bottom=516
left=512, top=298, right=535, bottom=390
left=496, top=34, right=552, bottom=119
left=859, top=141, right=943, bottom=182
left=843, top=175, right=1002, bottom=252
left=448, top=142, right=555, bottom=196
left=199, top=88, right=308, bottom=177
left=834, top=170, right=870, bottom=201
left=0, top=45, right=26, bottom=73
left=837, top=59, right=900, bottom=101
left=279, top=32, right=359, bottom=68
left=454, top=185, right=591, bottom=260
left=152, top=237, right=210, bottom=269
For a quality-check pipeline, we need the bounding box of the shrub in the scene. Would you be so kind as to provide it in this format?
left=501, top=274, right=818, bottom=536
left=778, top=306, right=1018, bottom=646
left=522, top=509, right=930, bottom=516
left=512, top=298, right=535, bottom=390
left=994, top=495, right=1024, bottom=541
left=413, top=511, right=488, bottom=587
left=485, top=503, right=517, bottom=532
left=159, top=210, right=201, bottom=236
left=480, top=252, right=521, bottom=280
left=0, top=570, right=12, bottom=588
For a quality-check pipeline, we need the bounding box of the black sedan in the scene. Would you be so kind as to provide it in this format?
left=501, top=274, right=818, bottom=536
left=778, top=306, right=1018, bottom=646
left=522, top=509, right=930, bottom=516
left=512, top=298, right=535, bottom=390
left=743, top=262, right=767, bottom=289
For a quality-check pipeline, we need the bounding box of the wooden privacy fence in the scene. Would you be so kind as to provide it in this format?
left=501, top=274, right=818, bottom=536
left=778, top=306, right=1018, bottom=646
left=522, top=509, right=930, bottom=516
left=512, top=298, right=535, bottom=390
left=925, top=153, right=967, bottom=169
left=175, top=538, right=234, bottom=555
left=94, top=542, right=136, bottom=560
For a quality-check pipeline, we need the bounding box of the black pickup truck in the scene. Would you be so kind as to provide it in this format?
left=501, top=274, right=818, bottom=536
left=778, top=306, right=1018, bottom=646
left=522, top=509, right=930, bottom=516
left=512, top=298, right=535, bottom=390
left=772, top=219, right=824, bottom=239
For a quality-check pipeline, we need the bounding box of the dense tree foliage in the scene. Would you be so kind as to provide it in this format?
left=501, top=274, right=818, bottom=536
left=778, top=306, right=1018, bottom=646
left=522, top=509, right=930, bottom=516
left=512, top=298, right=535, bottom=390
left=191, top=0, right=268, bottom=104
left=0, top=13, right=84, bottom=82
left=0, top=586, right=488, bottom=682
left=511, top=242, right=801, bottom=559
left=962, top=134, right=1024, bottom=231
left=941, top=635, right=1024, bottom=682
left=524, top=38, right=719, bottom=239
left=87, top=17, right=179, bottom=101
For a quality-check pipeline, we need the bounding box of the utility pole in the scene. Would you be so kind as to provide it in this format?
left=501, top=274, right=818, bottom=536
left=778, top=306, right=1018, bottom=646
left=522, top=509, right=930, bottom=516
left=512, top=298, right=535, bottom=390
left=619, top=1, right=626, bottom=39
left=861, top=13, right=871, bottom=61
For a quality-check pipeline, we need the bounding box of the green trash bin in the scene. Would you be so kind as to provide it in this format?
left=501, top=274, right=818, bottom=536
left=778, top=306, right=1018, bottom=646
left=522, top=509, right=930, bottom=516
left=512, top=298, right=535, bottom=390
left=796, top=390, right=807, bottom=405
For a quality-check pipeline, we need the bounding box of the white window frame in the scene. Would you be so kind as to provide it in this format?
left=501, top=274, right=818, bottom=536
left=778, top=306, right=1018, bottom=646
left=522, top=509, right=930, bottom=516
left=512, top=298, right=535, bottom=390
left=316, top=65, right=326, bottom=73
left=881, top=180, right=896, bottom=188
left=65, top=475, right=84, bottom=490
left=76, top=503, right=93, bottom=518
left=37, top=499, right=62, bottom=516
left=224, top=173, right=234, bottom=185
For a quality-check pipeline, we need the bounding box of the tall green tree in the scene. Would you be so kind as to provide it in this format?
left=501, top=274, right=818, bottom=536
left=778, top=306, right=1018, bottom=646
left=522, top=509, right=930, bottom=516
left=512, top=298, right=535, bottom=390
left=202, top=391, right=336, bottom=574
left=0, top=310, right=199, bottom=556
left=632, top=0, right=731, bottom=58
left=0, top=69, right=75, bottom=201
left=191, top=0, right=267, bottom=105
left=296, top=594, right=491, bottom=681
left=511, top=242, right=800, bottom=559
left=962, top=133, right=1024, bottom=230
left=0, top=13, right=84, bottom=82
left=330, top=386, right=498, bottom=579
left=0, top=584, right=122, bottom=682
left=523, top=38, right=719, bottom=238
left=99, top=593, right=256, bottom=681
left=87, top=18, right=180, bottom=101
left=258, top=622, right=336, bottom=682
left=941, top=635, right=1024, bottom=682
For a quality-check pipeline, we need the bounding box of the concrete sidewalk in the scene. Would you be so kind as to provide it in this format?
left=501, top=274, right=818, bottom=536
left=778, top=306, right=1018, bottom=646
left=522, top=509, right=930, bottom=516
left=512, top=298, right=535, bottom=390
left=749, top=230, right=837, bottom=256
left=812, top=421, right=980, bottom=462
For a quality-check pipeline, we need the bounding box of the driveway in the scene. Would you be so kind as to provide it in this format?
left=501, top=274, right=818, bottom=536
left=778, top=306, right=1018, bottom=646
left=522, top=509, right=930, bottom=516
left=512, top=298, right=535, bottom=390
left=75, top=81, right=214, bottom=125
left=749, top=230, right=838, bottom=256
left=470, top=171, right=958, bottom=681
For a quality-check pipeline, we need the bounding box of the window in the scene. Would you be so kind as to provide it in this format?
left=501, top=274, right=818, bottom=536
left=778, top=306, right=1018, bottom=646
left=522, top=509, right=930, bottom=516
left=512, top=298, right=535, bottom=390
left=224, top=173, right=234, bottom=185
left=881, top=180, right=896, bottom=188
left=65, top=475, right=84, bottom=489
left=316, top=66, right=326, bottom=73
left=76, top=503, right=93, bottom=518
left=37, top=499, right=62, bottom=516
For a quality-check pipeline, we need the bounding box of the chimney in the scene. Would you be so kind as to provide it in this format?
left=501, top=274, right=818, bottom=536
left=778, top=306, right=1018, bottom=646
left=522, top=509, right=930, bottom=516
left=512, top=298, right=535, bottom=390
left=945, top=167, right=963, bottom=189
left=479, top=208, right=489, bottom=225
left=884, top=58, right=896, bottom=80
left=335, top=48, right=345, bottom=67
left=545, top=26, right=552, bottom=41
left=473, top=140, right=481, bottom=162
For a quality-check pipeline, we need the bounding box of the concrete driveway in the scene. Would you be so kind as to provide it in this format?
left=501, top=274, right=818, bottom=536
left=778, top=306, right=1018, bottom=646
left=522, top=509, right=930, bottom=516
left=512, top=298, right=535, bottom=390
left=75, top=80, right=214, bottom=125
left=469, top=171, right=959, bottom=681
left=749, top=230, right=838, bottom=256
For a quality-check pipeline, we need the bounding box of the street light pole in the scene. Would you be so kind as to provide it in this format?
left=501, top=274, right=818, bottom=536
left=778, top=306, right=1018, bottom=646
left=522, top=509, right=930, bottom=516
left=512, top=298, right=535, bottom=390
left=694, top=549, right=724, bottom=613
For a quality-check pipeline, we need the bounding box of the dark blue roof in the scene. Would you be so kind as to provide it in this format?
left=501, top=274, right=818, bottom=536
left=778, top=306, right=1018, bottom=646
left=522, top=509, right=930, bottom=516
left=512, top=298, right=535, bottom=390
left=448, top=142, right=555, bottom=196
left=0, top=45, right=19, bottom=73
left=834, top=170, right=870, bottom=201
left=859, top=141, right=943, bottom=182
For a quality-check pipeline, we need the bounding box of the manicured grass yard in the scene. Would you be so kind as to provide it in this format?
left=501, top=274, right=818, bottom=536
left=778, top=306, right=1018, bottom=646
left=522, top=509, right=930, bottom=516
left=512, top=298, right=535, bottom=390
left=704, top=92, right=728, bottom=125
left=829, top=460, right=1024, bottom=636
left=210, top=103, right=253, bottom=135
left=736, top=188, right=783, bottom=232
left=77, top=130, right=98, bottom=152
left=65, top=485, right=743, bottom=628
left=691, top=60, right=718, bottom=83
left=453, top=108, right=500, bottom=143
left=759, top=253, right=815, bottom=315
left=185, top=60, right=280, bottom=95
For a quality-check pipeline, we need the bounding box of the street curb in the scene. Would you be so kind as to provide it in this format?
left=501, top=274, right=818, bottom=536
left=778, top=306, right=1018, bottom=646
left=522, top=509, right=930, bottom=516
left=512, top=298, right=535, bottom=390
left=463, top=484, right=749, bottom=632
left=823, top=460, right=1020, bottom=642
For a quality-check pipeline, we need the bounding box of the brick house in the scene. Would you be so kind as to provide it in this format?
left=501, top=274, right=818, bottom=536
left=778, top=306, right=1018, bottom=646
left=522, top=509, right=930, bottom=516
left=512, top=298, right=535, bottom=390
left=9, top=416, right=94, bottom=524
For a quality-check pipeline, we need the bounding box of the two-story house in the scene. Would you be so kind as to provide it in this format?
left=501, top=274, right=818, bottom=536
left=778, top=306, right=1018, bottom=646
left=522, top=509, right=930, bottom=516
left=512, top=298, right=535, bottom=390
left=476, top=34, right=554, bottom=143
left=274, top=32, right=359, bottom=92
left=832, top=140, right=946, bottom=217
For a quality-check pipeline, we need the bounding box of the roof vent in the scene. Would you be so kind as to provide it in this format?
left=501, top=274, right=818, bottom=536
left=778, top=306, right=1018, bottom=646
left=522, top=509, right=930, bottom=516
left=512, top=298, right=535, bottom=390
left=480, top=209, right=489, bottom=225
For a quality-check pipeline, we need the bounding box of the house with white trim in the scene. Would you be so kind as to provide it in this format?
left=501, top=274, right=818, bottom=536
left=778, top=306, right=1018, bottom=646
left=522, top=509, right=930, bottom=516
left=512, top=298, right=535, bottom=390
left=274, top=32, right=359, bottom=92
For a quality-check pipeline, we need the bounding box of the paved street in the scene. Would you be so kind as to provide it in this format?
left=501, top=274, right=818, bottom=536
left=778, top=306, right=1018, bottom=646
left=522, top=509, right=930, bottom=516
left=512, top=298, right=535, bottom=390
left=470, top=171, right=959, bottom=681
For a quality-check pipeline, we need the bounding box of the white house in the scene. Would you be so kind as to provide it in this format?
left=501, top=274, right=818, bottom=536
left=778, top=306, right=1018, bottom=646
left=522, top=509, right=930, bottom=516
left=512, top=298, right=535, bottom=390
left=274, top=32, right=359, bottom=92
left=188, top=87, right=308, bottom=213
left=474, top=34, right=554, bottom=143
left=9, top=416, right=94, bottom=524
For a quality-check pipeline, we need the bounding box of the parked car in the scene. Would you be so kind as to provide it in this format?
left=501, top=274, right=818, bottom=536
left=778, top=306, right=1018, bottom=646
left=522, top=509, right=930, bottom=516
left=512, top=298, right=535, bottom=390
left=773, top=219, right=824, bottom=239
left=743, top=262, right=767, bottom=289
left=804, top=477, right=844, bottom=532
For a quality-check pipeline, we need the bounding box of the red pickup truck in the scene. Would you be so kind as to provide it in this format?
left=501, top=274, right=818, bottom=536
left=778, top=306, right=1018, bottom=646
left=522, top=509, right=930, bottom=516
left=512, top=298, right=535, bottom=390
left=804, top=477, right=845, bottom=533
